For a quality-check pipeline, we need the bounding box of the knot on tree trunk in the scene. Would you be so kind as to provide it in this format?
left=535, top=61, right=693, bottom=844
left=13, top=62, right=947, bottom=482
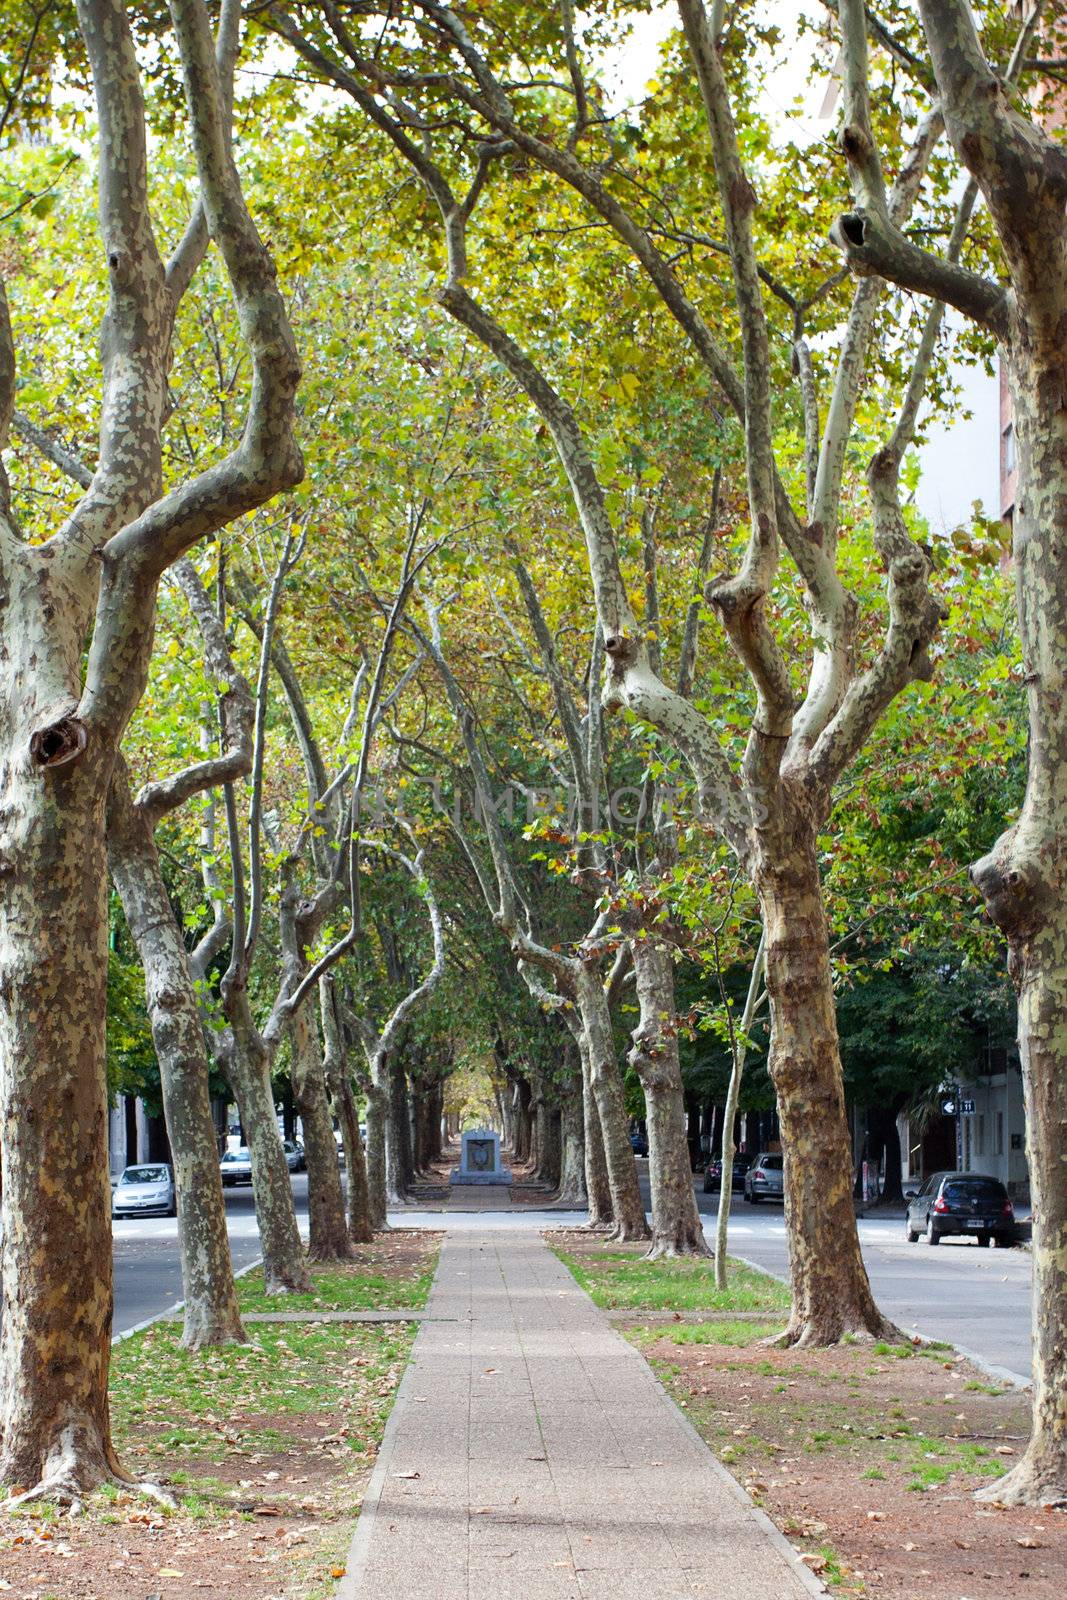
left=970, top=835, right=1050, bottom=951
left=29, top=710, right=88, bottom=771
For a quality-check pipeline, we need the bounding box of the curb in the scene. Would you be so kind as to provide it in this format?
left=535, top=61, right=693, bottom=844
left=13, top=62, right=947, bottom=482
left=111, top=1254, right=263, bottom=1346
left=335, top=1251, right=444, bottom=1599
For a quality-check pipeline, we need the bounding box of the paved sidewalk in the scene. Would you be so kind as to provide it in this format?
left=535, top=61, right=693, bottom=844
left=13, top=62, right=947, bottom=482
left=340, top=1228, right=822, bottom=1600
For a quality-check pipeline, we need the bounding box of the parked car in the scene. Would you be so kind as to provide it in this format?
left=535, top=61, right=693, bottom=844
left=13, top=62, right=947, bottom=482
left=743, top=1152, right=785, bottom=1204
left=333, top=1129, right=346, bottom=1166
left=629, top=1129, right=649, bottom=1158
left=905, top=1170, right=1015, bottom=1247
left=112, top=1163, right=176, bottom=1218
left=283, top=1139, right=306, bottom=1173
left=220, top=1146, right=254, bottom=1186
left=703, top=1153, right=753, bottom=1194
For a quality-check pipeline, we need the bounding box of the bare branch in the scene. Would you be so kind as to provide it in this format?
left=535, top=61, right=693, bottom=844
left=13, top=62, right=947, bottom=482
left=11, top=411, right=93, bottom=489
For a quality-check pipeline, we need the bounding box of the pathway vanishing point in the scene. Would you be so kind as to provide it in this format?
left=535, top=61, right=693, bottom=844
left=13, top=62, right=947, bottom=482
left=339, top=1227, right=825, bottom=1599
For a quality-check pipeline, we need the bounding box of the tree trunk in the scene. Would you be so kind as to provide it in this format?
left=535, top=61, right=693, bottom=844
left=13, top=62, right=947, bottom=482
left=537, top=1100, right=562, bottom=1187
left=576, top=964, right=649, bottom=1241
left=866, top=1099, right=905, bottom=1207
left=716, top=935, right=764, bottom=1290
left=429, top=1080, right=444, bottom=1161
left=289, top=1002, right=352, bottom=1263
left=576, top=1028, right=612, bottom=1228
left=628, top=939, right=708, bottom=1257
left=385, top=1053, right=409, bottom=1206
left=365, top=1067, right=388, bottom=1231
left=319, top=979, right=373, bottom=1243
left=0, top=776, right=122, bottom=1497
left=513, top=1077, right=532, bottom=1165
left=224, top=1013, right=311, bottom=1294
left=758, top=827, right=897, bottom=1344
left=107, top=774, right=246, bottom=1348
left=556, top=1072, right=587, bottom=1206
left=338, top=1079, right=372, bottom=1243
left=969, top=347, right=1067, bottom=1506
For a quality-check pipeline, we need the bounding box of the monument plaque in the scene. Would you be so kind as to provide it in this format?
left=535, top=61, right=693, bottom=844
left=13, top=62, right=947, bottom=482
left=450, top=1127, right=511, bottom=1186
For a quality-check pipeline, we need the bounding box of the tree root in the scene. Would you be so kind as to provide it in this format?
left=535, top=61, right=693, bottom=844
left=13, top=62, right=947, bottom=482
left=644, top=1234, right=713, bottom=1261
left=306, top=1240, right=357, bottom=1264
left=760, top=1313, right=906, bottom=1350
left=975, top=1453, right=1067, bottom=1508
left=607, top=1219, right=652, bottom=1244
left=3, top=1430, right=177, bottom=1516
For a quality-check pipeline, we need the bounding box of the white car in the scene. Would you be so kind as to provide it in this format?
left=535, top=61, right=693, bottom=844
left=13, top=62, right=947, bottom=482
left=220, top=1146, right=254, bottom=1186
left=112, top=1163, right=177, bottom=1218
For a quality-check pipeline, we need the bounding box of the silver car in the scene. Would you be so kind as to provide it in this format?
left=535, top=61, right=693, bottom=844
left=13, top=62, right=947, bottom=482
left=112, top=1163, right=177, bottom=1218
left=220, top=1146, right=254, bottom=1186
left=744, top=1152, right=785, bottom=1204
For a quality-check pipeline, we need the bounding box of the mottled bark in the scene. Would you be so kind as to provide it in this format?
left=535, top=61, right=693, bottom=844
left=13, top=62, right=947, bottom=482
left=224, top=1013, right=310, bottom=1294
left=289, top=1002, right=352, bottom=1263
left=321, top=980, right=372, bottom=1243
left=758, top=814, right=897, bottom=1345
left=537, top=1098, right=561, bottom=1188
left=575, top=965, right=648, bottom=1242
left=364, top=1074, right=388, bottom=1232
left=971, top=346, right=1067, bottom=1507
left=556, top=1070, right=587, bottom=1207
left=385, top=1053, right=409, bottom=1206
left=0, top=770, right=119, bottom=1496
left=578, top=1032, right=612, bottom=1229
left=628, top=939, right=708, bottom=1258
left=107, top=771, right=245, bottom=1348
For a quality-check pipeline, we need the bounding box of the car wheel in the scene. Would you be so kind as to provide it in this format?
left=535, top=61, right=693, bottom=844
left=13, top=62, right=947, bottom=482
left=924, top=1215, right=940, bottom=1245
left=748, top=1193, right=760, bottom=1205
left=994, top=1233, right=1014, bottom=1248
left=977, top=1231, right=991, bottom=1247
left=906, top=1221, right=920, bottom=1243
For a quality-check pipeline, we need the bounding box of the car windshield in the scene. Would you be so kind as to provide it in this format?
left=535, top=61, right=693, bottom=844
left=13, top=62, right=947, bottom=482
left=942, top=1179, right=1005, bottom=1204
left=760, top=1155, right=783, bottom=1171
left=121, top=1166, right=167, bottom=1185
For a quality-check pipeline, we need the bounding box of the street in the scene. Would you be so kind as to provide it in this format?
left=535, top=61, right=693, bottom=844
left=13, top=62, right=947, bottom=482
left=112, top=1175, right=305, bottom=1333
left=113, top=1171, right=1033, bottom=1384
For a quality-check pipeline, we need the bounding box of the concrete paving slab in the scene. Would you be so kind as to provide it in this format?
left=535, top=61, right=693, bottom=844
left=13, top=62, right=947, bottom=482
left=337, top=1226, right=825, bottom=1599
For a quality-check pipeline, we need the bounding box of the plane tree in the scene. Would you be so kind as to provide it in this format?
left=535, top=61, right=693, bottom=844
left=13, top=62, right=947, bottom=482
left=0, top=0, right=301, bottom=1499
left=827, top=0, right=1066, bottom=1498
left=264, top=0, right=980, bottom=1341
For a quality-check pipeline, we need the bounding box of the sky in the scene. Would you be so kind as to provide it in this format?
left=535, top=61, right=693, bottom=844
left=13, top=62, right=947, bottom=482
left=602, top=1, right=836, bottom=138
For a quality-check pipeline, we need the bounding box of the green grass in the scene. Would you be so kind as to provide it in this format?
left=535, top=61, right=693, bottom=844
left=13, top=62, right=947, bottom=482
left=551, top=1245, right=791, bottom=1315
left=632, top=1319, right=781, bottom=1348
left=111, top=1319, right=414, bottom=1469
left=235, top=1248, right=438, bottom=1314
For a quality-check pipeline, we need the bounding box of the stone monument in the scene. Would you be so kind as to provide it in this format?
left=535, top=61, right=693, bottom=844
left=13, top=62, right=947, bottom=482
left=450, top=1127, right=511, bottom=1186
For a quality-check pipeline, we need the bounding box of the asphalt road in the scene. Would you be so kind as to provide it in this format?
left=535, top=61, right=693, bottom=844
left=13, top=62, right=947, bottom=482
left=113, top=1167, right=1033, bottom=1384
left=112, top=1174, right=306, bottom=1334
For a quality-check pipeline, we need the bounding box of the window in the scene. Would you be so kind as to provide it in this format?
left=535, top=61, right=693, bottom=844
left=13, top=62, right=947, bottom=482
left=1004, top=424, right=1016, bottom=475
left=995, top=1111, right=1004, bottom=1157
left=976, top=1114, right=985, bottom=1155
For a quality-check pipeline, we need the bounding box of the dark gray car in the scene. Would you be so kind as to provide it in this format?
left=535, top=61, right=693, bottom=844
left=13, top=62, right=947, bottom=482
left=743, top=1152, right=784, bottom=1204
left=905, top=1170, right=1015, bottom=1247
